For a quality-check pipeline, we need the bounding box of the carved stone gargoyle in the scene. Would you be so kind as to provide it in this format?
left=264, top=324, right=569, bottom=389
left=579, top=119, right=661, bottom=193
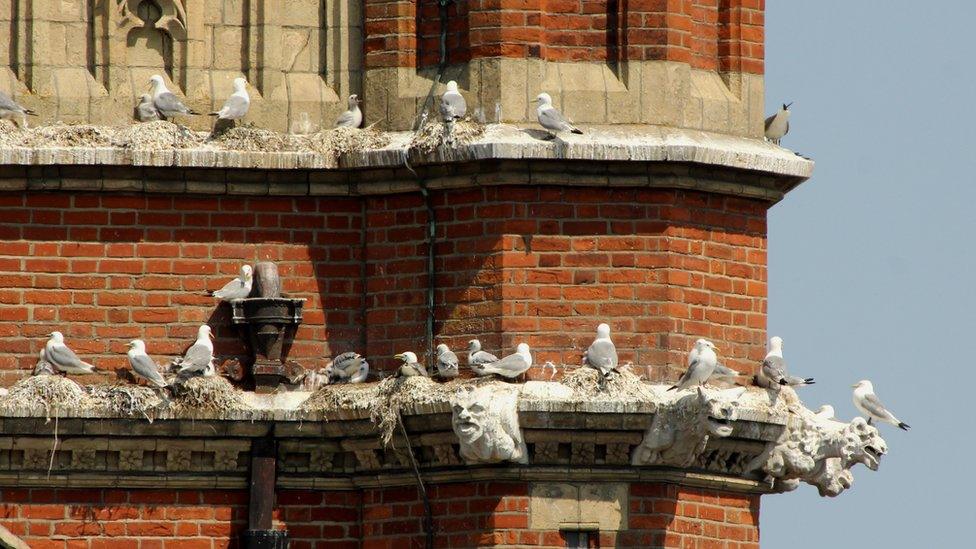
left=747, top=399, right=888, bottom=497
left=451, top=385, right=528, bottom=465
left=632, top=386, right=745, bottom=467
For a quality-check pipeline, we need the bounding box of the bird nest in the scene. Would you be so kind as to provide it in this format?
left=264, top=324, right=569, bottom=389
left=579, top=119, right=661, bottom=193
left=85, top=384, right=166, bottom=420
left=112, top=120, right=208, bottom=150
left=0, top=375, right=92, bottom=419
left=168, top=376, right=248, bottom=415
left=560, top=366, right=656, bottom=401
left=409, top=119, right=485, bottom=154
left=8, top=122, right=115, bottom=148
left=305, top=126, right=391, bottom=163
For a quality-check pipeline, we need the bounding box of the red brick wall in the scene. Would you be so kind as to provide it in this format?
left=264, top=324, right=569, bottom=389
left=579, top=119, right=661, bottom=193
left=367, top=0, right=764, bottom=71
left=0, top=194, right=364, bottom=386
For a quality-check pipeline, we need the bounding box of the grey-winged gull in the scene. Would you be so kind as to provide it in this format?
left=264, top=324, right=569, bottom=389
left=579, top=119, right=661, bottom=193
left=127, top=339, right=168, bottom=388
left=534, top=92, right=582, bottom=137
left=471, top=343, right=532, bottom=379
left=667, top=339, right=718, bottom=391
left=176, top=325, right=215, bottom=377
left=210, top=77, right=249, bottom=121
left=439, top=81, right=466, bottom=122
left=324, top=351, right=369, bottom=384
left=761, top=336, right=813, bottom=388
left=0, top=90, right=35, bottom=128
left=393, top=351, right=428, bottom=377
left=435, top=343, right=459, bottom=379
left=466, top=339, right=498, bottom=368
left=583, top=323, right=618, bottom=378
left=853, top=380, right=910, bottom=431
left=211, top=264, right=253, bottom=301
left=45, top=331, right=96, bottom=375
left=135, top=94, right=160, bottom=122
left=335, top=94, right=362, bottom=128
left=33, top=348, right=55, bottom=376
left=764, top=102, right=791, bottom=145
left=149, top=74, right=199, bottom=121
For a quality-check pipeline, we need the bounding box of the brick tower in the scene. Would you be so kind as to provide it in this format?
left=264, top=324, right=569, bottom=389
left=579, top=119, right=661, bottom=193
left=0, top=3, right=894, bottom=549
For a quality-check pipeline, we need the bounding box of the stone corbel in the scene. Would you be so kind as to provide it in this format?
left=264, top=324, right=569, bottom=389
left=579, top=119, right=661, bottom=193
left=747, top=393, right=888, bottom=497
left=451, top=385, right=527, bottom=465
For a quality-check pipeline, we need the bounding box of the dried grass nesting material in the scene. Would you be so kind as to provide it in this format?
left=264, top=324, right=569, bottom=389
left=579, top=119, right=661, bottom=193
left=112, top=120, right=207, bottom=150
left=85, top=384, right=165, bottom=420
left=300, top=382, right=378, bottom=414
left=0, top=119, right=22, bottom=147
left=561, top=365, right=655, bottom=401
left=305, top=126, right=391, bottom=161
left=0, top=375, right=92, bottom=419
left=409, top=119, right=484, bottom=154
left=16, top=122, right=114, bottom=148
left=210, top=125, right=306, bottom=152
left=169, top=376, right=248, bottom=415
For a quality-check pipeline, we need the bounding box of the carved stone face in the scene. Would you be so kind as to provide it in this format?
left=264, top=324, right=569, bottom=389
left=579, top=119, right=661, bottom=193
left=452, top=397, right=488, bottom=443
left=698, top=387, right=741, bottom=437
left=844, top=417, right=888, bottom=471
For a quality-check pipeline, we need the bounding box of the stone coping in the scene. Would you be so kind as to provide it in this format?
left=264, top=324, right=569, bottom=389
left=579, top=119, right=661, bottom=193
left=0, top=124, right=813, bottom=184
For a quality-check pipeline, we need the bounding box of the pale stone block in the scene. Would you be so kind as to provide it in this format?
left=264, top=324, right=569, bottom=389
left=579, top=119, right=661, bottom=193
left=280, top=0, right=320, bottom=28
left=223, top=0, right=246, bottom=24
left=530, top=482, right=627, bottom=531
left=212, top=26, right=245, bottom=70
left=64, top=23, right=90, bottom=67
left=281, top=27, right=315, bottom=73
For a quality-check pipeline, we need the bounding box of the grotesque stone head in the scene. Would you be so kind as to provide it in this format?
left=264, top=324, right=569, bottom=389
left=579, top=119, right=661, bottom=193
left=842, top=416, right=887, bottom=471
left=451, top=385, right=527, bottom=464
left=452, top=387, right=490, bottom=445
left=697, top=387, right=743, bottom=437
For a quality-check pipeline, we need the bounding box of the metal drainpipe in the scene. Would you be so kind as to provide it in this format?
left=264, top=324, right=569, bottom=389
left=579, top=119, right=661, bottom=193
left=241, top=436, right=287, bottom=548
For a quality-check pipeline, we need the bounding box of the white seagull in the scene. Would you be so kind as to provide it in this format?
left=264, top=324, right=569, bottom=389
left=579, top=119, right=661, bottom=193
left=440, top=81, right=467, bottom=122
left=435, top=344, right=460, bottom=379
left=852, top=380, right=910, bottom=431
left=44, top=332, right=97, bottom=375
left=210, top=77, right=250, bottom=121
left=148, top=74, right=199, bottom=121
left=466, top=339, right=498, bottom=368
left=127, top=340, right=168, bottom=388
left=177, top=325, right=215, bottom=377
left=471, top=343, right=532, bottom=379
left=335, top=94, right=363, bottom=128
left=324, top=352, right=369, bottom=384
left=393, top=351, right=428, bottom=378
left=667, top=339, right=718, bottom=392
left=211, top=265, right=253, bottom=301
left=135, top=93, right=160, bottom=122
left=583, top=323, right=618, bottom=378
left=761, top=336, right=814, bottom=388
left=0, top=90, right=36, bottom=128
left=764, top=102, right=791, bottom=145
left=534, top=92, right=582, bottom=137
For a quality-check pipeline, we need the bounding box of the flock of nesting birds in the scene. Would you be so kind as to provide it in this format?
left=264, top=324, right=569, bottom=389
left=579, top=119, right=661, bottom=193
left=25, top=264, right=908, bottom=432
left=1, top=75, right=794, bottom=143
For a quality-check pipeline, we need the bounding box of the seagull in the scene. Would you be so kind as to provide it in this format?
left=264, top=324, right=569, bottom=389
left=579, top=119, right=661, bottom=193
left=0, top=90, right=36, bottom=128
left=45, top=331, right=97, bottom=375
left=210, top=77, right=249, bottom=121
left=393, top=351, right=428, bottom=377
left=534, top=92, right=582, bottom=137
left=583, top=323, right=618, bottom=378
left=176, top=325, right=215, bottom=377
left=852, top=380, right=910, bottom=431
left=466, top=339, right=498, bottom=368
left=667, top=339, right=718, bottom=392
left=349, top=362, right=369, bottom=384
left=439, top=81, right=467, bottom=122
left=761, top=336, right=814, bottom=388
left=764, top=102, right=791, bottom=145
left=126, top=340, right=168, bottom=388
left=211, top=265, right=253, bottom=301
left=435, top=344, right=459, bottom=379
left=815, top=404, right=836, bottom=419
left=335, top=94, right=363, bottom=128
left=324, top=352, right=369, bottom=384
left=33, top=348, right=55, bottom=376
left=471, top=343, right=532, bottom=379
left=148, top=74, right=199, bottom=121
left=711, top=363, right=741, bottom=382
left=135, top=94, right=160, bottom=122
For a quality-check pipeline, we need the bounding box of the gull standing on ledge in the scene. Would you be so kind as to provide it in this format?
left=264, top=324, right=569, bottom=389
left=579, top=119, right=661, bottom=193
left=45, top=332, right=96, bottom=375
left=210, top=77, right=249, bottom=121
left=149, top=74, right=199, bottom=122
left=535, top=92, right=582, bottom=138
left=667, top=339, right=718, bottom=392
left=583, top=323, right=618, bottom=378
left=127, top=340, right=168, bottom=388
left=761, top=336, right=814, bottom=388
left=471, top=343, right=532, bottom=379
left=324, top=352, right=369, bottom=384
left=440, top=81, right=466, bottom=122
left=135, top=93, right=160, bottom=122
left=0, top=90, right=36, bottom=128
left=211, top=265, right=253, bottom=301
left=335, top=94, right=362, bottom=128
left=435, top=344, right=459, bottom=379
left=177, top=325, right=215, bottom=377
left=853, top=380, right=910, bottom=431
left=394, top=351, right=428, bottom=378
left=466, top=339, right=498, bottom=369
left=764, top=102, right=791, bottom=145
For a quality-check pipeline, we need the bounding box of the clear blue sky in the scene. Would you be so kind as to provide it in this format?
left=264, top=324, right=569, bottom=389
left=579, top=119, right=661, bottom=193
left=761, top=2, right=974, bottom=546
